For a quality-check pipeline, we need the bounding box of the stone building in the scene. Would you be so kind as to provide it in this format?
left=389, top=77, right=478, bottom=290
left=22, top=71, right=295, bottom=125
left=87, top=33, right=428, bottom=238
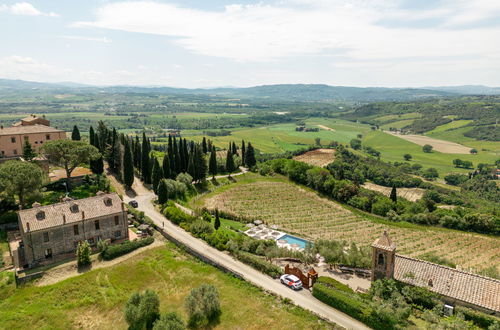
left=371, top=231, right=500, bottom=315
left=17, top=193, right=129, bottom=268
left=0, top=114, right=66, bottom=159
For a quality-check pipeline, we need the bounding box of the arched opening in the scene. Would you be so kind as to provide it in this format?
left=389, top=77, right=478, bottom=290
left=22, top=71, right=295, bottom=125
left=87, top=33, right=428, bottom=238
left=378, top=253, right=385, bottom=266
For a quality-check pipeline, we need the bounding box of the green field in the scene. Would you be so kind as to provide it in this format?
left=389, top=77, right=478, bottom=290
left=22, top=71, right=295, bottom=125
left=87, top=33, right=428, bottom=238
left=363, top=131, right=498, bottom=175
left=426, top=126, right=500, bottom=153
left=380, top=119, right=415, bottom=130
left=0, top=244, right=332, bottom=329
left=426, top=120, right=473, bottom=134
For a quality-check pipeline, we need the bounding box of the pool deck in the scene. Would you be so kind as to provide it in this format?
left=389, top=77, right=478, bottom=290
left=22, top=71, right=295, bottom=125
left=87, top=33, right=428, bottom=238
left=244, top=224, right=307, bottom=251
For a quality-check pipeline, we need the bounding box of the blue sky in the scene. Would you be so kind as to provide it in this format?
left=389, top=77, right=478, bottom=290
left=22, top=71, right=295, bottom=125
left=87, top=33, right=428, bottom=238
left=0, top=0, right=499, bottom=87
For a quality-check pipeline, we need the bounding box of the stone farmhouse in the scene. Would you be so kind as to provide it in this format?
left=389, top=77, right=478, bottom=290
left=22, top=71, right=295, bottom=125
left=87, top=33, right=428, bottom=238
left=17, top=193, right=128, bottom=268
left=0, top=114, right=66, bottom=159
left=372, top=231, right=500, bottom=316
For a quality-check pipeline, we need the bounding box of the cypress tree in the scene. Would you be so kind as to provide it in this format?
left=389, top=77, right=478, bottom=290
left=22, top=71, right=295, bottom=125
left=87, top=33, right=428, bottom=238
left=209, top=147, right=217, bottom=178
left=207, top=139, right=212, bottom=152
left=390, top=185, right=397, bottom=203
left=112, top=136, right=123, bottom=179
left=202, top=137, right=207, bottom=154
left=92, top=156, right=104, bottom=175
left=241, top=140, right=246, bottom=165
left=22, top=140, right=36, bottom=161
left=232, top=142, right=237, bottom=156
left=141, top=132, right=151, bottom=184
left=179, top=138, right=186, bottom=173
left=225, top=150, right=235, bottom=174
left=152, top=158, right=163, bottom=193
left=173, top=137, right=181, bottom=174
left=167, top=135, right=174, bottom=173
left=71, top=125, right=81, bottom=141
left=162, top=154, right=171, bottom=179
left=214, top=209, right=220, bottom=230
left=187, top=152, right=196, bottom=180
left=134, top=135, right=141, bottom=169
left=123, top=139, right=134, bottom=188
left=194, top=144, right=207, bottom=181
left=157, top=179, right=168, bottom=204
left=245, top=142, right=256, bottom=168
left=182, top=139, right=189, bottom=172
left=89, top=126, right=95, bottom=146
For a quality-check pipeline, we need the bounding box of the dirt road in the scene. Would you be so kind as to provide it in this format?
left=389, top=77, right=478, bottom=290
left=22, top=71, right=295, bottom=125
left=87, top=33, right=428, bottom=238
left=122, top=179, right=369, bottom=330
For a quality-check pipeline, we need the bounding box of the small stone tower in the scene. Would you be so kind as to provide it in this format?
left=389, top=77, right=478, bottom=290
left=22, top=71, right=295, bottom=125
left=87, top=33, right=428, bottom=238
left=371, top=231, right=397, bottom=281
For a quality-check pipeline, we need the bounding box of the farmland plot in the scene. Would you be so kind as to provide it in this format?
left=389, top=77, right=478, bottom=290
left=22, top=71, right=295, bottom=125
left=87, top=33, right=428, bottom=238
left=362, top=182, right=424, bottom=202
left=293, top=149, right=336, bottom=167
left=202, top=179, right=500, bottom=273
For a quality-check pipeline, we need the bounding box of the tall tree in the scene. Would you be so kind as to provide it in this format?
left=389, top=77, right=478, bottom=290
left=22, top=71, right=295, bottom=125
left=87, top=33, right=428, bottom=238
left=390, top=185, right=397, bottom=203
left=22, top=140, right=36, bottom=161
left=187, top=152, right=196, bottom=180
left=209, top=147, right=217, bottom=178
left=173, top=137, right=181, bottom=174
left=111, top=135, right=123, bottom=179
left=179, top=138, right=187, bottom=173
left=0, top=160, right=47, bottom=208
left=231, top=142, right=237, bottom=156
left=167, top=135, right=175, bottom=174
left=152, top=158, right=163, bottom=193
left=90, top=134, right=104, bottom=175
left=241, top=140, right=246, bottom=165
left=202, top=137, right=208, bottom=154
left=123, top=139, right=134, bottom=189
left=182, top=139, right=189, bottom=172
left=194, top=144, right=207, bottom=182
left=71, top=125, right=81, bottom=141
left=162, top=154, right=171, bottom=179
left=41, top=140, right=99, bottom=191
left=157, top=179, right=169, bottom=204
left=134, top=135, right=141, bottom=169
left=245, top=142, right=256, bottom=168
left=225, top=150, right=235, bottom=174
left=214, top=209, right=220, bottom=230
left=141, top=132, right=151, bottom=184
left=89, top=126, right=95, bottom=146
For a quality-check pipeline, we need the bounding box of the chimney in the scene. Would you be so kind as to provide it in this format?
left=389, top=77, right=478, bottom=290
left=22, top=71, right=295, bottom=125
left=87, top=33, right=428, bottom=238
left=121, top=202, right=125, bottom=211
left=32, top=202, right=41, bottom=208
left=63, top=214, right=66, bottom=224
left=81, top=211, right=85, bottom=219
left=26, top=222, right=30, bottom=232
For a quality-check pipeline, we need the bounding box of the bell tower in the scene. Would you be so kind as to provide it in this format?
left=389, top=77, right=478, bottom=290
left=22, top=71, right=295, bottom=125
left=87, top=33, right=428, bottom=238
left=371, top=231, right=397, bottom=281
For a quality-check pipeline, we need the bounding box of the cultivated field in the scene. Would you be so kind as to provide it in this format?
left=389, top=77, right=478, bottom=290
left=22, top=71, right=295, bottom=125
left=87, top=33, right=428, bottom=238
left=0, top=245, right=331, bottom=329
left=293, top=149, right=336, bottom=167
left=362, top=182, right=425, bottom=202
left=201, top=177, right=500, bottom=273
left=388, top=132, right=472, bottom=154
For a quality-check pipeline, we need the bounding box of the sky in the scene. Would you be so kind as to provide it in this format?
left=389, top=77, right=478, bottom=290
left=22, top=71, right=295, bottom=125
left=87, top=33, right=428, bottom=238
left=0, top=0, right=499, bottom=88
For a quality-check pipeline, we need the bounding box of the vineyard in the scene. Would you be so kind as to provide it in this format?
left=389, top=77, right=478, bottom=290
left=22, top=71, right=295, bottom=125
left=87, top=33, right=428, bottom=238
left=362, top=182, right=425, bottom=202
left=293, top=149, right=336, bottom=167
left=202, top=179, right=500, bottom=273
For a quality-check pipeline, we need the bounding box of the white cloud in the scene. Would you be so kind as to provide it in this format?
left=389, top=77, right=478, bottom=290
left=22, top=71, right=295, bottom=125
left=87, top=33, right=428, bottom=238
left=72, top=0, right=500, bottom=64
left=58, top=35, right=111, bottom=43
left=1, top=2, right=58, bottom=17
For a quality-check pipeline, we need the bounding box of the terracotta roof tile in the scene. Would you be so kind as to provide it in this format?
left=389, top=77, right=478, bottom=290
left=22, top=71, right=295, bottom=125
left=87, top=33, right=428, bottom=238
left=394, top=254, right=500, bottom=313
left=18, top=193, right=124, bottom=233
left=372, top=231, right=396, bottom=251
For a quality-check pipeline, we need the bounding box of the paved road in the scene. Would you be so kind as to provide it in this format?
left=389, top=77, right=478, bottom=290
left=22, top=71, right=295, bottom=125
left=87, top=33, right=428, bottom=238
left=124, top=179, right=369, bottom=330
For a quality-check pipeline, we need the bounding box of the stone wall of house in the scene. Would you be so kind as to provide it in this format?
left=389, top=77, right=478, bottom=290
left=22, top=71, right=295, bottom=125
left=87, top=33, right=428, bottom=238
left=0, top=130, right=66, bottom=158
left=22, top=210, right=128, bottom=266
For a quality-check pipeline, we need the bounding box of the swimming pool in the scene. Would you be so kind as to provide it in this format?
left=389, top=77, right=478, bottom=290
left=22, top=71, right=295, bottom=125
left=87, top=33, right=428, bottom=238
left=279, top=234, right=311, bottom=249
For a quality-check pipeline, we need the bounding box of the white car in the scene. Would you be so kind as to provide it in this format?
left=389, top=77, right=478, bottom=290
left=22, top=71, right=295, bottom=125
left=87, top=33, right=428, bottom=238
left=280, top=274, right=303, bottom=290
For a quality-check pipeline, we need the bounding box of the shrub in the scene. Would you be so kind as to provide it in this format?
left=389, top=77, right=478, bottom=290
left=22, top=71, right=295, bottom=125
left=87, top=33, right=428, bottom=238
left=189, top=219, right=214, bottom=238
left=316, top=276, right=353, bottom=293
left=0, top=211, right=17, bottom=225
left=101, top=237, right=154, bottom=260
left=455, top=306, right=500, bottom=329
left=153, top=312, right=185, bottom=330
left=76, top=241, right=91, bottom=267
left=125, top=290, right=160, bottom=330
left=206, top=230, right=232, bottom=250
left=234, top=251, right=283, bottom=278
left=371, top=198, right=393, bottom=216
left=185, top=284, right=221, bottom=327
left=163, top=203, right=196, bottom=225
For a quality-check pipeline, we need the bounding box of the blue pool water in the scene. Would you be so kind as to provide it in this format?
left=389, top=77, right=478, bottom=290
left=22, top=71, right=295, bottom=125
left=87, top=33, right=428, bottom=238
left=279, top=234, right=310, bottom=249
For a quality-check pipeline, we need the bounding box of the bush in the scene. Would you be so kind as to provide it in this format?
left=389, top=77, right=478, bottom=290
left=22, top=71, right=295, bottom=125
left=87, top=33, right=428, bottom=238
left=455, top=306, right=500, bottom=329
left=125, top=290, right=160, bottom=330
left=163, top=202, right=196, bottom=225
left=153, top=312, right=185, bottom=330
left=0, top=211, right=17, bottom=225
left=189, top=219, right=214, bottom=238
left=76, top=241, right=91, bottom=267
left=234, top=251, right=283, bottom=278
left=316, top=276, right=353, bottom=293
left=185, top=284, right=221, bottom=327
left=101, top=237, right=154, bottom=260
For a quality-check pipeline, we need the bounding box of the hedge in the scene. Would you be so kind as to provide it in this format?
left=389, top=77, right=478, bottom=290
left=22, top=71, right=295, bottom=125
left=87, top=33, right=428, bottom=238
left=100, top=237, right=154, bottom=260
left=316, top=276, right=354, bottom=294
left=455, top=306, right=500, bottom=329
left=0, top=212, right=17, bottom=225
left=312, top=283, right=387, bottom=330
left=234, top=251, right=283, bottom=278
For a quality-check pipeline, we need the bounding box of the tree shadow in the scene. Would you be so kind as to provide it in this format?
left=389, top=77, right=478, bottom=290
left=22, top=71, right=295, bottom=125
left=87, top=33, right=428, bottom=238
left=77, top=263, right=92, bottom=274
left=125, top=188, right=138, bottom=198
left=227, top=176, right=236, bottom=183
left=210, top=177, right=219, bottom=186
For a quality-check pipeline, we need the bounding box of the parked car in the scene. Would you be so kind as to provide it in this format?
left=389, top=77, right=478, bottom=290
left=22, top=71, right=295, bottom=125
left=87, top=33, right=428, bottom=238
left=280, top=274, right=303, bottom=290
left=128, top=200, right=139, bottom=208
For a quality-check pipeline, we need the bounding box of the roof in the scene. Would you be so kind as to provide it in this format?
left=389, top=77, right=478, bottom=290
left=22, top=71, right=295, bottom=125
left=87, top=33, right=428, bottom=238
left=0, top=124, right=64, bottom=136
left=394, top=254, right=500, bottom=313
left=18, top=193, right=124, bottom=233
left=372, top=231, right=396, bottom=251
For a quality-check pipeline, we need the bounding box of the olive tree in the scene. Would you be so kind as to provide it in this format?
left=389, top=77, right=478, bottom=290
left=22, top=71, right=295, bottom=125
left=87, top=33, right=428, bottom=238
left=41, top=140, right=100, bottom=191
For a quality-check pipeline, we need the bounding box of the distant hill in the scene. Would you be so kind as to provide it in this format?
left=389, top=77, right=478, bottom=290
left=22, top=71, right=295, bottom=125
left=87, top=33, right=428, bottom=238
left=1, top=78, right=496, bottom=102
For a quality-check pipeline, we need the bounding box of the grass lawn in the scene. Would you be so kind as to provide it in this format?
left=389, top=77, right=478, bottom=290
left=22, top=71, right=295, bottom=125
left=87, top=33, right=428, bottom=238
left=363, top=130, right=498, bottom=175
left=0, top=230, right=8, bottom=268
left=0, top=244, right=333, bottom=330
left=426, top=120, right=473, bottom=134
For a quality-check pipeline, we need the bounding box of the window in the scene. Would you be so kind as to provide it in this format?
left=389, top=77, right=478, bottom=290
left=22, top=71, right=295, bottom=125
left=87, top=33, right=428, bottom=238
left=95, top=220, right=100, bottom=230
left=114, top=230, right=121, bottom=238
left=13, top=149, right=17, bottom=155
left=73, top=224, right=79, bottom=236
left=36, top=211, right=45, bottom=220
left=45, top=248, right=52, bottom=259
left=24, top=136, right=29, bottom=142
left=43, top=232, right=49, bottom=242
left=70, top=204, right=79, bottom=213
left=378, top=253, right=385, bottom=266
left=104, top=197, right=113, bottom=206
left=114, top=215, right=119, bottom=226
left=46, top=134, right=51, bottom=140
left=11, top=137, right=16, bottom=143
left=88, top=237, right=94, bottom=244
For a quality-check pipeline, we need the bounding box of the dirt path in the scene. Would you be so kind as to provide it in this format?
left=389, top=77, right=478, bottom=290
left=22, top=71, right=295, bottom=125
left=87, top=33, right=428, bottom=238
left=388, top=132, right=472, bottom=154
left=35, top=236, right=164, bottom=287
left=317, top=124, right=335, bottom=132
